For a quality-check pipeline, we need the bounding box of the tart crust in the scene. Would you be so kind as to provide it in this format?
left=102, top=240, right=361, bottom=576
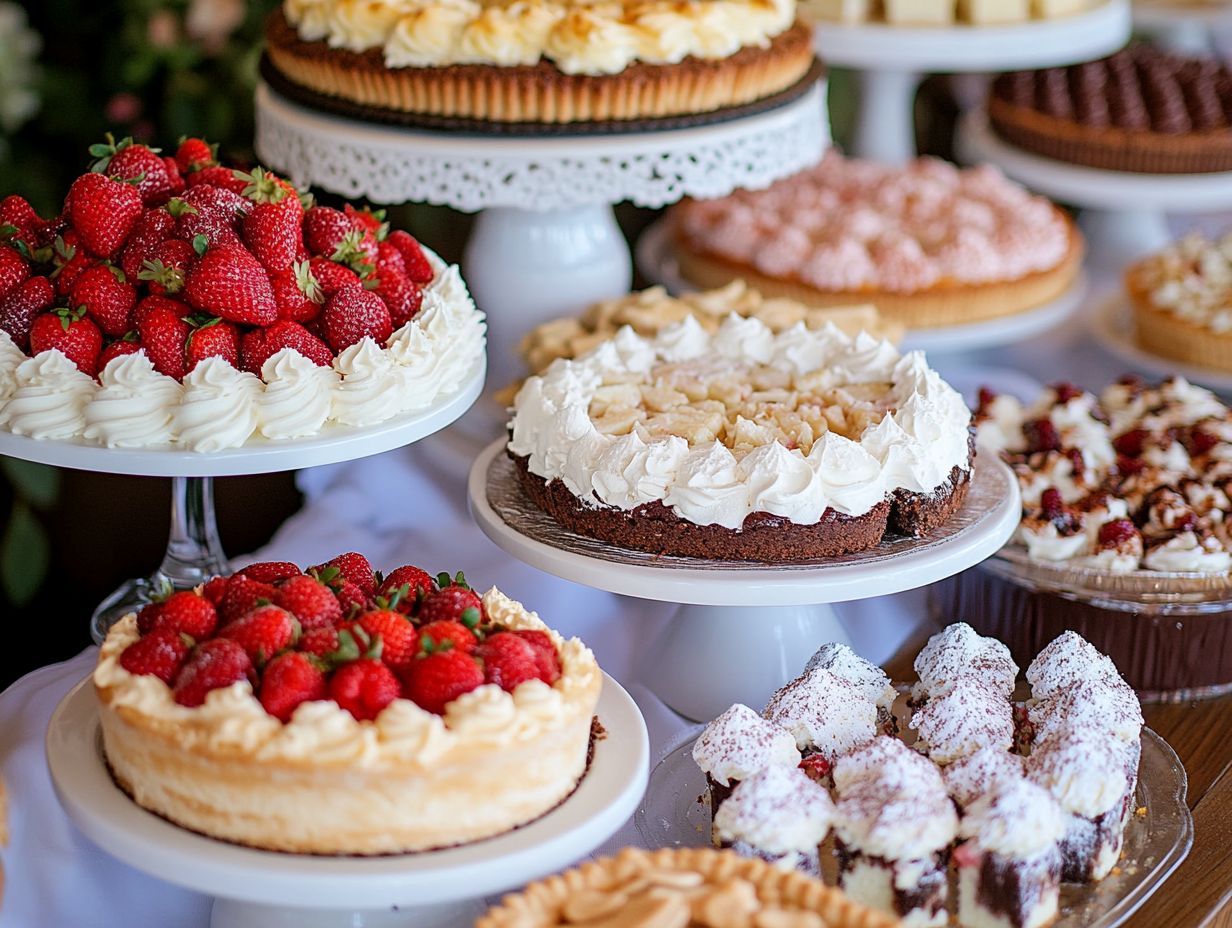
left=94, top=591, right=603, bottom=855
left=477, top=846, right=900, bottom=928
left=988, top=96, right=1232, bottom=175
left=670, top=211, right=1084, bottom=329
left=1127, top=278, right=1232, bottom=374
left=264, top=10, right=816, bottom=123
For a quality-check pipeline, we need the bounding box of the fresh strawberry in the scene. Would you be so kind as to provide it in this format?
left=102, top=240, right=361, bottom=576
left=374, top=271, right=423, bottom=329
left=357, top=609, right=419, bottom=671
left=150, top=589, right=219, bottom=639
left=187, top=164, right=249, bottom=194
left=202, top=575, right=229, bottom=606
left=0, top=195, right=40, bottom=241
left=386, top=229, right=434, bottom=284
left=377, top=565, right=436, bottom=613
left=329, top=229, right=378, bottom=278
left=98, top=334, right=142, bottom=369
left=308, top=257, right=361, bottom=297
left=66, top=172, right=143, bottom=258
left=137, top=238, right=197, bottom=295
left=238, top=561, right=301, bottom=583
left=401, top=649, right=484, bottom=715
left=218, top=604, right=299, bottom=664
left=0, top=246, right=30, bottom=304
left=328, top=658, right=400, bottom=721
left=512, top=629, right=561, bottom=684
left=418, top=620, right=477, bottom=655
left=259, top=651, right=327, bottom=722
left=162, top=157, right=185, bottom=199
left=71, top=264, right=136, bottom=336
left=274, top=574, right=342, bottom=631
left=120, top=628, right=194, bottom=684
left=312, top=552, right=376, bottom=596
left=298, top=622, right=366, bottom=660
left=418, top=574, right=483, bottom=626
left=51, top=233, right=91, bottom=296
left=240, top=319, right=333, bottom=375
left=270, top=259, right=324, bottom=322
left=173, top=638, right=256, bottom=707
left=476, top=632, right=541, bottom=692
left=1023, top=417, right=1061, bottom=454
left=343, top=204, right=386, bottom=237
left=175, top=137, right=218, bottom=174
left=136, top=296, right=191, bottom=380
left=322, top=287, right=391, bottom=353
left=119, top=209, right=176, bottom=280
left=136, top=599, right=166, bottom=635
left=1113, top=429, right=1147, bottom=457
left=1186, top=427, right=1219, bottom=458
left=798, top=754, right=833, bottom=784
left=169, top=186, right=248, bottom=249
left=184, top=315, right=240, bottom=371
left=0, top=276, right=55, bottom=349
left=91, top=135, right=176, bottom=206
left=240, top=168, right=303, bottom=272
left=375, top=240, right=406, bottom=279
left=183, top=243, right=278, bottom=325
left=1098, top=518, right=1138, bottom=547
left=334, top=579, right=371, bottom=620
left=303, top=206, right=356, bottom=257
left=29, top=307, right=103, bottom=376
left=219, top=574, right=278, bottom=624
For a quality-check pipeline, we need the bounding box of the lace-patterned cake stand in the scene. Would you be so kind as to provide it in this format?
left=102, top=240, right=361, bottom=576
left=468, top=440, right=1020, bottom=721
left=959, top=109, right=1232, bottom=265
left=253, top=81, right=829, bottom=391
left=0, top=354, right=484, bottom=644
left=47, top=670, right=648, bottom=928
left=811, top=0, right=1130, bottom=163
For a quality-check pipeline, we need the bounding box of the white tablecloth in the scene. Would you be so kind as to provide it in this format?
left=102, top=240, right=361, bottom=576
left=0, top=271, right=1198, bottom=927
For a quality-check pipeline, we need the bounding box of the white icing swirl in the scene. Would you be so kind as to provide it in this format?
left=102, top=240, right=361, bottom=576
left=0, top=350, right=96, bottom=440
left=175, top=358, right=261, bottom=452
left=258, top=349, right=339, bottom=439
left=83, top=352, right=182, bottom=448
left=0, top=330, right=25, bottom=402
left=332, top=337, right=406, bottom=426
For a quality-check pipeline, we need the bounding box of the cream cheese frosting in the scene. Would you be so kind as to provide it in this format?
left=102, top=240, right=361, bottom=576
left=94, top=588, right=598, bottom=765
left=1026, top=729, right=1129, bottom=819
left=803, top=643, right=897, bottom=711
left=959, top=778, right=1065, bottom=860
left=508, top=315, right=972, bottom=530
left=713, top=764, right=835, bottom=860
left=692, top=703, right=801, bottom=786
left=763, top=667, right=877, bottom=759
left=293, top=0, right=798, bottom=76
left=0, top=249, right=486, bottom=451
left=834, top=780, right=958, bottom=862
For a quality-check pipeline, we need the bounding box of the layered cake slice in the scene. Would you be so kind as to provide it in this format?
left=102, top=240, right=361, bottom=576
left=712, top=764, right=835, bottom=876
left=693, top=702, right=802, bottom=810
left=955, top=778, right=1066, bottom=928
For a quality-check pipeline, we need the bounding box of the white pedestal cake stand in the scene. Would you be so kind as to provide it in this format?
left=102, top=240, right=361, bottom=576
left=811, top=0, right=1129, bottom=163
left=47, top=670, right=648, bottom=928
left=960, top=110, right=1232, bottom=265
left=1133, top=0, right=1231, bottom=54
left=0, top=356, right=484, bottom=643
left=254, top=81, right=829, bottom=392
left=634, top=217, right=1090, bottom=354
left=467, top=440, right=1020, bottom=721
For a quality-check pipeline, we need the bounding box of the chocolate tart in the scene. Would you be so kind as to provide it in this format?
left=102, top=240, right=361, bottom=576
left=265, top=10, right=816, bottom=125
left=988, top=47, right=1232, bottom=174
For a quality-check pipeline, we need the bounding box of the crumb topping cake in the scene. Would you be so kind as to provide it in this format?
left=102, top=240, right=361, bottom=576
left=94, top=556, right=601, bottom=855
left=265, top=0, right=817, bottom=123
left=692, top=625, right=1144, bottom=928
left=976, top=376, right=1232, bottom=573
left=670, top=152, right=1081, bottom=329
left=1127, top=232, right=1232, bottom=373
left=508, top=313, right=975, bottom=562
left=476, top=847, right=902, bottom=928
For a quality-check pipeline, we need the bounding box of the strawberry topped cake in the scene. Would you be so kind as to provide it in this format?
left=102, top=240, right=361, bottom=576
left=94, top=552, right=601, bottom=854
left=0, top=136, right=484, bottom=451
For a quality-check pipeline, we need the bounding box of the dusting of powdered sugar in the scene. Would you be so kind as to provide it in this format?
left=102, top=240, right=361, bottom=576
left=911, top=677, right=1014, bottom=765
left=944, top=745, right=1026, bottom=809
left=912, top=622, right=1018, bottom=702
left=713, top=764, right=835, bottom=856
left=804, top=642, right=897, bottom=711
left=692, top=703, right=801, bottom=786
left=763, top=667, right=877, bottom=759
left=1027, top=631, right=1123, bottom=701
left=1029, top=677, right=1144, bottom=746
left=833, top=735, right=945, bottom=796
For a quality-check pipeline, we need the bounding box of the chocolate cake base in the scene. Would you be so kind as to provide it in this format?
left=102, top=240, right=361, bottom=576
left=930, top=566, right=1232, bottom=700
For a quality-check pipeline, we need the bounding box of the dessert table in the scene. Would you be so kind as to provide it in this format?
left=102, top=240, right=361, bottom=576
left=6, top=267, right=1232, bottom=925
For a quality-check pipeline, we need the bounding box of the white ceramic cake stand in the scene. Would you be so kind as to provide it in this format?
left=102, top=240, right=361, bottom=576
left=1133, top=0, right=1231, bottom=54
left=254, top=81, right=830, bottom=392
left=0, top=356, right=484, bottom=643
left=811, top=0, right=1130, bottom=163
left=47, top=670, right=648, bottom=928
left=634, top=217, right=1089, bottom=353
left=959, top=110, right=1232, bottom=265
left=467, top=440, right=1020, bottom=721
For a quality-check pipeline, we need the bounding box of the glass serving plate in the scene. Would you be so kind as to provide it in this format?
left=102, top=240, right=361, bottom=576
left=636, top=727, right=1193, bottom=928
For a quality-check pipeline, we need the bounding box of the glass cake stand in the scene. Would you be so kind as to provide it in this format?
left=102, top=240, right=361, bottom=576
left=468, top=439, right=1020, bottom=721
left=810, top=0, right=1130, bottom=163
left=0, top=355, right=485, bottom=643
left=47, top=669, right=648, bottom=928
left=959, top=110, right=1232, bottom=266
left=636, top=724, right=1192, bottom=927
left=634, top=217, right=1091, bottom=355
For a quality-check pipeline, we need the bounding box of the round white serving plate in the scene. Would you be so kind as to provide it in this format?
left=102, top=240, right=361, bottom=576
left=634, top=218, right=1088, bottom=355
left=0, top=355, right=485, bottom=477
left=47, top=671, right=648, bottom=928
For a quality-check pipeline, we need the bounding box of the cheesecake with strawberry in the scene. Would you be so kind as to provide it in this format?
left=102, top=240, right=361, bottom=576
left=94, top=552, right=602, bottom=855
left=0, top=136, right=484, bottom=451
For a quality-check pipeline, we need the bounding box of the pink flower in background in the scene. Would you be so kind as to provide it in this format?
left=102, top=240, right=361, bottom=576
left=147, top=9, right=180, bottom=49
left=105, top=92, right=143, bottom=125
left=186, top=0, right=245, bottom=54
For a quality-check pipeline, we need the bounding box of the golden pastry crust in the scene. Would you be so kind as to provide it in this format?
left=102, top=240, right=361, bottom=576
left=265, top=10, right=817, bottom=123
left=478, top=847, right=901, bottom=928
left=671, top=214, right=1085, bottom=329
left=1129, top=288, right=1232, bottom=374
